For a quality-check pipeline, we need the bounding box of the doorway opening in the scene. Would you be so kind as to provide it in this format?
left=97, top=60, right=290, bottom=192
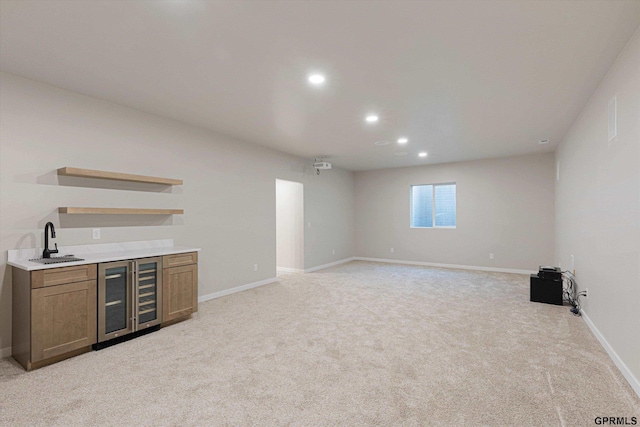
left=275, top=179, right=304, bottom=274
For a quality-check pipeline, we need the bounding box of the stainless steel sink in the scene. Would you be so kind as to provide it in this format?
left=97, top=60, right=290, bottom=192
left=29, top=255, right=85, bottom=264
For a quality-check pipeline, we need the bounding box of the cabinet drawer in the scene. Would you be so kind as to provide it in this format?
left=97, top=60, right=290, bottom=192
left=32, top=264, right=97, bottom=289
left=163, top=252, right=197, bottom=268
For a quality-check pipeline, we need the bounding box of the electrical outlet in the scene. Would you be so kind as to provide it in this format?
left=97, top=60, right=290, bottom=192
left=307, top=222, right=311, bottom=228
left=390, top=248, right=394, bottom=253
left=332, top=249, right=335, bottom=255
left=489, top=253, right=494, bottom=260
left=92, top=228, right=101, bottom=240
left=253, top=264, right=258, bottom=272
left=584, top=288, right=588, bottom=299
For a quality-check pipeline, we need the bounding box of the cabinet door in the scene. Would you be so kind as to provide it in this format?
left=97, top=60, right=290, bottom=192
left=31, top=280, right=97, bottom=362
left=162, top=264, right=198, bottom=323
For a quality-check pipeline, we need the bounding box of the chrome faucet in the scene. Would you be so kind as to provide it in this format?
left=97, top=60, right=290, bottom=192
left=43, top=222, right=59, bottom=258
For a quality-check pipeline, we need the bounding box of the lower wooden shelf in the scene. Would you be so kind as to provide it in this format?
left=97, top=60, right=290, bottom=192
left=59, top=207, right=183, bottom=215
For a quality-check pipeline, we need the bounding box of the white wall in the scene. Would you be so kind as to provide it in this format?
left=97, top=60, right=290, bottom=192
left=555, top=27, right=640, bottom=387
left=0, top=72, right=356, bottom=352
left=355, top=153, right=555, bottom=271
left=276, top=179, right=304, bottom=270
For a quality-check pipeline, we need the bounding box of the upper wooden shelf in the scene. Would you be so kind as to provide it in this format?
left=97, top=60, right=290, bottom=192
left=59, top=207, right=184, bottom=215
left=57, top=167, right=183, bottom=186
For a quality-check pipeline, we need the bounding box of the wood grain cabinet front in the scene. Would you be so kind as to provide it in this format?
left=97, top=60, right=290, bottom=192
left=12, top=267, right=97, bottom=371
left=162, top=254, right=198, bottom=324
left=31, top=280, right=97, bottom=363
left=163, top=252, right=198, bottom=269
left=32, top=264, right=96, bottom=288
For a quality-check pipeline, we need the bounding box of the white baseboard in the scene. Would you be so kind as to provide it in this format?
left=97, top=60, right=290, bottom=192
left=197, top=258, right=355, bottom=304
left=277, top=267, right=304, bottom=273
left=198, top=277, right=278, bottom=303
left=353, top=257, right=536, bottom=275
left=1, top=346, right=11, bottom=359
left=304, top=257, right=356, bottom=273
left=581, top=310, right=640, bottom=398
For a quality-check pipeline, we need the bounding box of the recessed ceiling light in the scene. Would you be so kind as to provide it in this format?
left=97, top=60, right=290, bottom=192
left=419, top=152, right=428, bottom=158
left=308, top=74, right=325, bottom=85
left=374, top=141, right=391, bottom=146
left=397, top=138, right=408, bottom=144
left=394, top=151, right=408, bottom=156
left=365, top=114, right=379, bottom=123
left=539, top=139, right=550, bottom=144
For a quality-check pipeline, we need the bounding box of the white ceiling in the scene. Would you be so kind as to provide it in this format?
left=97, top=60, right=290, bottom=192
left=2, top=1, right=640, bottom=171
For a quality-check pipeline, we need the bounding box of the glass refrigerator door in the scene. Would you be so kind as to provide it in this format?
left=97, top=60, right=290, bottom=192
left=98, top=261, right=132, bottom=342
left=136, top=258, right=163, bottom=328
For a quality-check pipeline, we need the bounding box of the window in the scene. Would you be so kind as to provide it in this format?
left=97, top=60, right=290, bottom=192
left=410, top=183, right=456, bottom=228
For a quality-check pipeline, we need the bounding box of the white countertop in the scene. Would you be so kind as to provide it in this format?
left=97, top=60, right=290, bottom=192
left=8, top=239, right=200, bottom=271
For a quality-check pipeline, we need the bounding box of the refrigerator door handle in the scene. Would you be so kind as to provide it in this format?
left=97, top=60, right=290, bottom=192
left=131, top=260, right=137, bottom=332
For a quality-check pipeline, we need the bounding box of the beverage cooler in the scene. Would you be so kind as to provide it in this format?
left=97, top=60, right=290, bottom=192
left=97, top=257, right=163, bottom=344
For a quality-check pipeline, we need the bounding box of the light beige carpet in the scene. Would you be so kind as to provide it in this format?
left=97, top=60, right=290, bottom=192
left=0, top=261, right=638, bottom=426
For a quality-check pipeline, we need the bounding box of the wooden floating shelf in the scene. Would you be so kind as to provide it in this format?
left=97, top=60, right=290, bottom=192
left=57, top=167, right=183, bottom=186
left=58, top=207, right=184, bottom=215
